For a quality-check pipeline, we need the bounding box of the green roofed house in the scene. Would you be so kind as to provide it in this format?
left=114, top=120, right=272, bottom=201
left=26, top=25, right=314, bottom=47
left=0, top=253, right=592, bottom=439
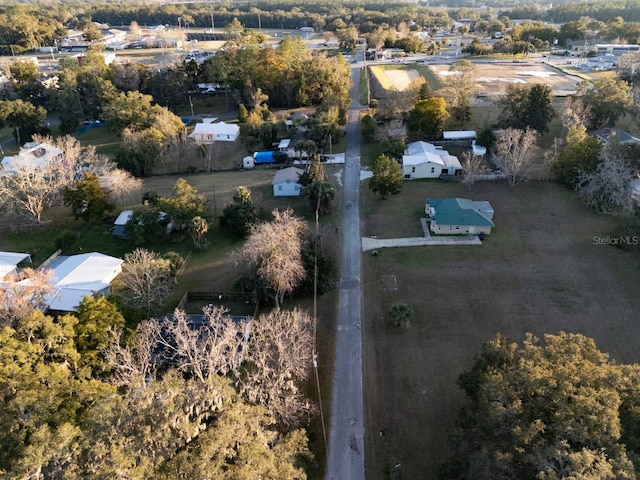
left=425, top=198, right=494, bottom=235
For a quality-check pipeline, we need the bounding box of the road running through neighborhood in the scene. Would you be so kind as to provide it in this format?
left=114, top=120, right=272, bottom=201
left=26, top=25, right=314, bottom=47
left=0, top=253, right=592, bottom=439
left=324, top=62, right=366, bottom=480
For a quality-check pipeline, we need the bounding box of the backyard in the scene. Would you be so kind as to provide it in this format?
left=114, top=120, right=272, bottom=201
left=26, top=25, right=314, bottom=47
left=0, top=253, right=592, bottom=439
left=360, top=179, right=640, bottom=479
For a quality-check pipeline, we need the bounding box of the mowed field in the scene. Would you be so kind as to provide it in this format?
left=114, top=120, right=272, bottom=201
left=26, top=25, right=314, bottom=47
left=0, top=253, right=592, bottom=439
left=361, top=180, right=640, bottom=479
left=370, top=60, right=582, bottom=99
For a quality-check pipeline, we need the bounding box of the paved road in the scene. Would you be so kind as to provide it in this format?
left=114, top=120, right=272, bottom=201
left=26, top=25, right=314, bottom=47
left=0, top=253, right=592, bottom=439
left=324, top=64, right=366, bottom=480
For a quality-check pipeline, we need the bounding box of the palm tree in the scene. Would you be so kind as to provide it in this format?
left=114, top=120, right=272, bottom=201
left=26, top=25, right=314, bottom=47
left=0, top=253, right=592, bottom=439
left=304, top=179, right=335, bottom=216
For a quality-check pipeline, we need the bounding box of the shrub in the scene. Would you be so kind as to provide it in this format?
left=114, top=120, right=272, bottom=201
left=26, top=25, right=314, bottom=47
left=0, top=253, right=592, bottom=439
left=55, top=230, right=78, bottom=254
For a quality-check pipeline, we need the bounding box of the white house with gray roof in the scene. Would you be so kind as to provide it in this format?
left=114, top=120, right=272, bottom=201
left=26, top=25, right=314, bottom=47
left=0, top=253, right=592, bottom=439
left=272, top=166, right=304, bottom=196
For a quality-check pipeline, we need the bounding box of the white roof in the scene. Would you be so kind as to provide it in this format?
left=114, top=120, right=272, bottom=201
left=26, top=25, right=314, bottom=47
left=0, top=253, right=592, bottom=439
left=403, top=151, right=445, bottom=166
left=188, top=121, right=239, bottom=141
left=0, top=252, right=31, bottom=279
left=406, top=141, right=437, bottom=155
left=44, top=252, right=123, bottom=311
left=440, top=154, right=462, bottom=170
left=443, top=130, right=477, bottom=140
left=1, top=142, right=63, bottom=174
left=114, top=210, right=134, bottom=226
left=472, top=143, right=487, bottom=156
left=272, top=167, right=304, bottom=185
left=278, top=139, right=291, bottom=149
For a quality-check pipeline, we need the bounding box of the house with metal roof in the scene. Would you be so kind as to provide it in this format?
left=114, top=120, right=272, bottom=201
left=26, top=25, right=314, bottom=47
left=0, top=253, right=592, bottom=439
left=425, top=197, right=494, bottom=235
left=402, top=141, right=462, bottom=179
left=272, top=166, right=304, bottom=197
left=0, top=252, right=32, bottom=280
left=1, top=142, right=63, bottom=174
left=188, top=119, right=240, bottom=144
left=592, top=127, right=640, bottom=146
left=44, top=252, right=123, bottom=312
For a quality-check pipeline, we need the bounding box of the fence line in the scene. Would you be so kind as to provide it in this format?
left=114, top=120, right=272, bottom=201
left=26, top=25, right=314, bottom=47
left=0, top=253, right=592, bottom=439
left=176, top=291, right=255, bottom=311
left=176, top=250, right=192, bottom=278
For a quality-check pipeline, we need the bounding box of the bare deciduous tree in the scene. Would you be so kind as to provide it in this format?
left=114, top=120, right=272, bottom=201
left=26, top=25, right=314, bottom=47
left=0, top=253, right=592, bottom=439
left=576, top=149, right=637, bottom=214
left=239, top=307, right=314, bottom=429
left=440, top=59, right=479, bottom=126
left=33, top=134, right=114, bottom=179
left=241, top=209, right=306, bottom=308
left=0, top=268, right=54, bottom=326
left=0, top=164, right=66, bottom=224
left=114, top=248, right=175, bottom=315
left=154, top=308, right=247, bottom=383
left=460, top=150, right=486, bottom=190
left=103, top=320, right=159, bottom=389
left=561, top=96, right=591, bottom=132
left=494, top=128, right=539, bottom=186
left=0, top=135, right=114, bottom=224
left=99, top=168, right=143, bottom=207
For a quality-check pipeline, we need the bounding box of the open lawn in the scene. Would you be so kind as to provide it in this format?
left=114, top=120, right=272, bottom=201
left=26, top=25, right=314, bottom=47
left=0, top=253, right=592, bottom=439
left=0, top=168, right=340, bottom=296
left=429, top=61, right=581, bottom=98
left=76, top=126, right=122, bottom=159
left=361, top=180, right=640, bottom=479
left=369, top=65, right=441, bottom=100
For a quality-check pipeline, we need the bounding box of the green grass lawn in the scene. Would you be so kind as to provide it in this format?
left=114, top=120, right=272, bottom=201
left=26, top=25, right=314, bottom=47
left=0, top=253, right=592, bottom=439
left=361, top=180, right=640, bottom=479
left=369, top=64, right=443, bottom=92
left=0, top=168, right=335, bottom=301
left=76, top=126, right=122, bottom=159
left=360, top=67, right=369, bottom=106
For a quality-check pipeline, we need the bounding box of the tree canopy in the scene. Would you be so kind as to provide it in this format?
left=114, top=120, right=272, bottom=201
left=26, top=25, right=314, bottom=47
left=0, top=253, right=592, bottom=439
left=369, top=154, right=403, bottom=199
left=442, top=332, right=640, bottom=480
left=406, top=97, right=449, bottom=140
left=573, top=78, right=635, bottom=130
left=496, top=83, right=556, bottom=133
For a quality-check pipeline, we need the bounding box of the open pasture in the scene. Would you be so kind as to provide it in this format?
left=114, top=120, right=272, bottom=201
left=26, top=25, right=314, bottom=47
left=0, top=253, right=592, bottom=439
left=428, top=60, right=581, bottom=97
left=361, top=180, right=640, bottom=479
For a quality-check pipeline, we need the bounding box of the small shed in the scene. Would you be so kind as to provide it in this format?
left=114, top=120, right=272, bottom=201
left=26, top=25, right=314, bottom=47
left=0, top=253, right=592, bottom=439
left=272, top=167, right=304, bottom=197
left=111, top=210, right=134, bottom=239
left=443, top=130, right=477, bottom=141
left=278, top=139, right=291, bottom=151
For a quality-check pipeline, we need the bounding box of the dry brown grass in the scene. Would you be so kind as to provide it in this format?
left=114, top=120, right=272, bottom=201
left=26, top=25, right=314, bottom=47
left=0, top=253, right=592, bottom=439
left=429, top=61, right=582, bottom=98
left=361, top=180, right=640, bottom=479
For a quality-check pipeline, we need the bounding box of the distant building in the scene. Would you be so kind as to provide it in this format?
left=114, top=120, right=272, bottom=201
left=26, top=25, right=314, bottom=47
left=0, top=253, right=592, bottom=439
left=188, top=119, right=240, bottom=144
left=1, top=142, right=63, bottom=174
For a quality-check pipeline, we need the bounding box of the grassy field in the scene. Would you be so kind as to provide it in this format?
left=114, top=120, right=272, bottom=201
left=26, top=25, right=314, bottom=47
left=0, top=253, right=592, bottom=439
left=360, top=67, right=369, bottom=106
left=361, top=180, right=640, bottom=479
left=76, top=126, right=122, bottom=158
left=368, top=64, right=442, bottom=100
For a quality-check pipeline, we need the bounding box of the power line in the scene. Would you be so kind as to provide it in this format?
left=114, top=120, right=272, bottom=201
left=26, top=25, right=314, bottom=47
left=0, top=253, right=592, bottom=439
left=313, top=193, right=328, bottom=455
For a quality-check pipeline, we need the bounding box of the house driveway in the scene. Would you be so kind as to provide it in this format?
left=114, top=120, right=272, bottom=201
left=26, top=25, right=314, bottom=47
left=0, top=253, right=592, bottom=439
left=361, top=218, right=482, bottom=252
